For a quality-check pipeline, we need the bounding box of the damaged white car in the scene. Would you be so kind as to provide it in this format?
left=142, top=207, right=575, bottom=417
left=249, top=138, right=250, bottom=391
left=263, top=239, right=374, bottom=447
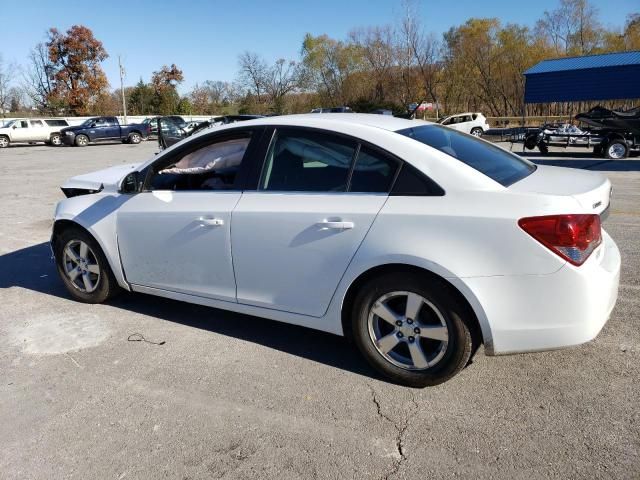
left=52, top=114, right=620, bottom=387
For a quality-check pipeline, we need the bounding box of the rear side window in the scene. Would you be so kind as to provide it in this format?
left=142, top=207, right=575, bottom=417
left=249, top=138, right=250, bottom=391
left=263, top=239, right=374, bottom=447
left=398, top=125, right=535, bottom=186
left=45, top=119, right=68, bottom=127
left=260, top=130, right=356, bottom=192
left=349, top=146, right=399, bottom=193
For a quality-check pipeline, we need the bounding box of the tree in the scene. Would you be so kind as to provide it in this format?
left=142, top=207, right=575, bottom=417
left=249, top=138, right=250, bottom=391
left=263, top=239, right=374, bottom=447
left=237, top=52, right=268, bottom=103
left=151, top=64, right=184, bottom=114
left=22, top=43, right=56, bottom=112
left=0, top=54, right=14, bottom=115
left=535, top=0, right=603, bottom=55
left=46, top=25, right=110, bottom=114
left=128, top=79, right=154, bottom=115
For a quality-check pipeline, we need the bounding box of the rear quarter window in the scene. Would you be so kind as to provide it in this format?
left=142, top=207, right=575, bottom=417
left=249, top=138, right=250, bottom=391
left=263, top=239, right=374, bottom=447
left=397, top=125, right=535, bottom=186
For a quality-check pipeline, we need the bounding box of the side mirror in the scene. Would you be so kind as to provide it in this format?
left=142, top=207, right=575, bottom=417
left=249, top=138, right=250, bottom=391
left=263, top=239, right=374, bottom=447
left=120, top=172, right=140, bottom=194
left=12, top=125, right=17, bottom=129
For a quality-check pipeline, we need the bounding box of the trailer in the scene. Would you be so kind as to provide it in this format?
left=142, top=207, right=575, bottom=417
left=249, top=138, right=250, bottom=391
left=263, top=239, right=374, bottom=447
left=508, top=124, right=640, bottom=159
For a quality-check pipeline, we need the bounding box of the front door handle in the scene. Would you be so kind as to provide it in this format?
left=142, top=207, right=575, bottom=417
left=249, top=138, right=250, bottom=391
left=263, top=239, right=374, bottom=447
left=198, top=217, right=224, bottom=227
left=317, top=220, right=354, bottom=230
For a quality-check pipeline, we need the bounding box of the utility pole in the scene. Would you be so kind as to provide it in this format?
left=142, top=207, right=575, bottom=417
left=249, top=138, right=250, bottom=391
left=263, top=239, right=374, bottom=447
left=119, top=55, right=127, bottom=124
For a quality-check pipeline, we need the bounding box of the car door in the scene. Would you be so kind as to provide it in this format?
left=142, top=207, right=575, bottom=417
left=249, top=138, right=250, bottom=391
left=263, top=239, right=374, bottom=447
left=231, top=127, right=400, bottom=317
left=116, top=128, right=263, bottom=302
left=104, top=117, right=120, bottom=138
left=10, top=120, right=31, bottom=142
left=28, top=120, right=47, bottom=141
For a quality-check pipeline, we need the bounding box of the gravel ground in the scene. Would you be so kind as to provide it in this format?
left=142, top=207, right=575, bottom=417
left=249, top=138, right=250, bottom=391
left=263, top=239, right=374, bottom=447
left=0, top=140, right=638, bottom=479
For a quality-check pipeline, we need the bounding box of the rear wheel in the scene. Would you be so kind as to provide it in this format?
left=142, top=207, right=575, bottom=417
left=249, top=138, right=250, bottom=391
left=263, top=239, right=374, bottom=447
left=351, top=272, right=475, bottom=387
left=470, top=127, right=483, bottom=137
left=0, top=136, right=9, bottom=148
left=54, top=226, right=120, bottom=303
left=75, top=134, right=89, bottom=147
left=538, top=142, right=549, bottom=154
left=605, top=140, right=628, bottom=159
left=127, top=132, right=141, bottom=144
left=49, top=133, right=62, bottom=146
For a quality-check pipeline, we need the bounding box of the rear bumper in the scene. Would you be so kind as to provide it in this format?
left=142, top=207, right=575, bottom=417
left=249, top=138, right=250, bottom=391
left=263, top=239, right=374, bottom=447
left=465, top=230, right=620, bottom=355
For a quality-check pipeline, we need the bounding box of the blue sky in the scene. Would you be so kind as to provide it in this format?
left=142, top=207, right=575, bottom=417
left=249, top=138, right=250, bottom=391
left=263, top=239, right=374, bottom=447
left=0, top=0, right=637, bottom=93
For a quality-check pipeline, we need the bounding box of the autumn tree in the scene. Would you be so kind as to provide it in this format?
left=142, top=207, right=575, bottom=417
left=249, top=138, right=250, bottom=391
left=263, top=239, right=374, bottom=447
left=150, top=64, right=184, bottom=114
left=46, top=25, right=109, bottom=114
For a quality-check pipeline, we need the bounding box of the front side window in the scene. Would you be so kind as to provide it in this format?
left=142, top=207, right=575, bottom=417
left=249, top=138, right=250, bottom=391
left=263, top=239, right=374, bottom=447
left=150, top=135, right=251, bottom=191
left=16, top=120, right=28, bottom=129
left=259, top=130, right=356, bottom=192
left=398, top=125, right=535, bottom=187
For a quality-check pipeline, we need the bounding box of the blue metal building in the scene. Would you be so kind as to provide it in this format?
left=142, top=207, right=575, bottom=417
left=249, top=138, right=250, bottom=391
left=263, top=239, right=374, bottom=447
left=524, top=51, right=640, bottom=104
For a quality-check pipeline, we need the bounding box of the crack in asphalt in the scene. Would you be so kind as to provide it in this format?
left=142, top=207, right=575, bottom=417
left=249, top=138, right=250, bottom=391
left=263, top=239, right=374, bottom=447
left=368, top=385, right=418, bottom=479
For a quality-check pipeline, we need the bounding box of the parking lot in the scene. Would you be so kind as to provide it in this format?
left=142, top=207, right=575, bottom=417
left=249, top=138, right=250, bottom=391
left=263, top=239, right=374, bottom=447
left=0, top=141, right=638, bottom=479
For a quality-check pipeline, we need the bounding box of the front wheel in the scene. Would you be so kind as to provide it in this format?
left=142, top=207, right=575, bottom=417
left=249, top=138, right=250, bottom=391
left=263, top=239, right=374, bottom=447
left=351, top=273, right=475, bottom=387
left=75, top=134, right=89, bottom=147
left=54, top=227, right=120, bottom=303
left=0, top=136, right=9, bottom=148
left=127, top=132, right=141, bottom=144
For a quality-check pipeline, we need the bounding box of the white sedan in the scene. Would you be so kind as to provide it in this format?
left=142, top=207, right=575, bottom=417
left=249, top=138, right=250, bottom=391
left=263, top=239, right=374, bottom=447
left=52, top=114, right=620, bottom=387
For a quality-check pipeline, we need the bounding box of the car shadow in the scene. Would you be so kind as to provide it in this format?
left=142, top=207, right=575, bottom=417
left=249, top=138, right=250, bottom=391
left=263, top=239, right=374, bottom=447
left=0, top=242, right=378, bottom=381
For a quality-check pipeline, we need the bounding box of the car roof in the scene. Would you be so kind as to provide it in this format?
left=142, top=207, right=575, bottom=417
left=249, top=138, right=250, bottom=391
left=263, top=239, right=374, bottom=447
left=214, top=113, right=428, bottom=132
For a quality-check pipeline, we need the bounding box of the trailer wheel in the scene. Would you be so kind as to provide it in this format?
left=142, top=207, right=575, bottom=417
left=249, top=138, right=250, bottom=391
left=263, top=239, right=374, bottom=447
left=537, top=142, right=548, bottom=154
left=524, top=133, right=538, bottom=150
left=605, top=140, right=628, bottom=160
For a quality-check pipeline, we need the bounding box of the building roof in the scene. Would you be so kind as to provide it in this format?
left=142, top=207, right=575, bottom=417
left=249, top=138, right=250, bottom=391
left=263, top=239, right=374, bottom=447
left=524, top=50, right=640, bottom=75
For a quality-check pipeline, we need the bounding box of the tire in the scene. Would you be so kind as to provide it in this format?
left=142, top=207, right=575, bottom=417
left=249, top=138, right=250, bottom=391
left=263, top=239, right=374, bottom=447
left=470, top=127, right=483, bottom=137
left=75, top=134, right=89, bottom=147
left=0, top=136, right=9, bottom=148
left=49, top=133, right=62, bottom=146
left=127, top=132, right=141, bottom=144
left=537, top=142, right=549, bottom=154
left=605, top=140, right=628, bottom=159
left=351, top=272, right=475, bottom=387
left=524, top=133, right=538, bottom=150
left=54, top=226, right=120, bottom=303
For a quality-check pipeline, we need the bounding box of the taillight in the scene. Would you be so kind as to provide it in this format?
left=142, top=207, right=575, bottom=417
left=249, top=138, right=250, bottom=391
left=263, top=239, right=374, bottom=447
left=518, top=214, right=602, bottom=266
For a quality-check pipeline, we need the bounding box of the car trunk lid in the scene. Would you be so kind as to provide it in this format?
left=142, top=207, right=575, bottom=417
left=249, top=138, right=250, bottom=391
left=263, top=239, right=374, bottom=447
left=509, top=165, right=612, bottom=216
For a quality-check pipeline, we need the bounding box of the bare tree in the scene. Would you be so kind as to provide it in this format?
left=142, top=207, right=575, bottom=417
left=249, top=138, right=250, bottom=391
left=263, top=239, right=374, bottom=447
left=350, top=25, right=395, bottom=101
left=0, top=54, right=15, bottom=116
left=22, top=43, right=55, bottom=112
left=237, top=52, right=268, bottom=103
left=263, top=59, right=299, bottom=113
left=535, top=0, right=603, bottom=55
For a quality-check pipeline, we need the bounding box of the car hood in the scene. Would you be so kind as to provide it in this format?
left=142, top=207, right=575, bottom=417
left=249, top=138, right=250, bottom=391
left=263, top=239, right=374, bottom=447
left=61, top=162, right=142, bottom=193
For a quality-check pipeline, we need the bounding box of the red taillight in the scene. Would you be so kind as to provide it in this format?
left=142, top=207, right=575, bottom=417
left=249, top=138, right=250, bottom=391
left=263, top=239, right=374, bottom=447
left=518, top=214, right=602, bottom=266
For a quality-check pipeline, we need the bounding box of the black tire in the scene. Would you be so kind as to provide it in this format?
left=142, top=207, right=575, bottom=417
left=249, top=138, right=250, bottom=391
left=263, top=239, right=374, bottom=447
left=537, top=142, right=549, bottom=154
left=470, top=127, right=483, bottom=137
left=49, top=133, right=62, bottom=146
left=0, top=135, right=9, bottom=148
left=524, top=133, right=538, bottom=150
left=605, top=140, right=628, bottom=159
left=75, top=134, right=89, bottom=147
left=127, top=132, right=142, bottom=144
left=351, top=272, right=476, bottom=387
left=54, top=226, right=120, bottom=303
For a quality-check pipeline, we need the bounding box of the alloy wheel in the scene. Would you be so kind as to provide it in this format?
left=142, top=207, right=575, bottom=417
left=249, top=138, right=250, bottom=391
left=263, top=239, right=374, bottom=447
left=367, top=291, right=449, bottom=370
left=608, top=143, right=626, bottom=159
left=51, top=135, right=61, bottom=146
left=0, top=137, right=8, bottom=148
left=62, top=239, right=101, bottom=293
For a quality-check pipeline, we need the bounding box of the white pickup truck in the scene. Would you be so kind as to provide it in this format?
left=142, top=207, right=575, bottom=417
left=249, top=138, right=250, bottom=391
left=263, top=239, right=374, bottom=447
left=0, top=118, right=70, bottom=148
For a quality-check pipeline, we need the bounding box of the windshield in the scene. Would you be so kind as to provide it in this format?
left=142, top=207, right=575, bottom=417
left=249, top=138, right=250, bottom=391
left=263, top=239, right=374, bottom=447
left=1, top=120, right=15, bottom=128
left=81, top=118, right=97, bottom=126
left=397, top=124, right=535, bottom=187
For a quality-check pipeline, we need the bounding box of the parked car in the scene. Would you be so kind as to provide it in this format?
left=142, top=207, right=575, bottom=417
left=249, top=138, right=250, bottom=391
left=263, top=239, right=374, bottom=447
left=51, top=114, right=619, bottom=387
left=310, top=107, right=353, bottom=113
left=438, top=112, right=490, bottom=136
left=60, top=117, right=150, bottom=146
left=158, top=115, right=266, bottom=149
left=0, top=118, right=70, bottom=148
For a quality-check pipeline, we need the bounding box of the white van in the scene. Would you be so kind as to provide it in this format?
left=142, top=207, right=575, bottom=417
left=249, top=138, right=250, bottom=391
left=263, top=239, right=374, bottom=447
left=0, top=118, right=70, bottom=148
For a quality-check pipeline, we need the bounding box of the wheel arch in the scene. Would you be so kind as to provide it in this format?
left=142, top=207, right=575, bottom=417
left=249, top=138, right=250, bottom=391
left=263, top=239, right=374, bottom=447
left=52, top=218, right=130, bottom=291
left=340, top=262, right=492, bottom=353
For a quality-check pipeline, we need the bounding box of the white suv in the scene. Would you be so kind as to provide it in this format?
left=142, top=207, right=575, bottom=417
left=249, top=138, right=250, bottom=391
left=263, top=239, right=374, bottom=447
left=438, top=112, right=489, bottom=137
left=0, top=118, right=70, bottom=148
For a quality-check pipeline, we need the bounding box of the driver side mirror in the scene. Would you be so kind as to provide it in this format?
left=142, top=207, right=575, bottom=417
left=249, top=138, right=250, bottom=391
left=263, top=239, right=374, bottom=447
left=120, top=172, right=140, bottom=194
left=12, top=125, right=17, bottom=129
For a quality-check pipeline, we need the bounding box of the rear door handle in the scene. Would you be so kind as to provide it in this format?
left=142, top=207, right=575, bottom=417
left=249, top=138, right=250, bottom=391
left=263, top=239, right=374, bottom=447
left=199, top=217, right=224, bottom=227
left=317, top=220, right=354, bottom=230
